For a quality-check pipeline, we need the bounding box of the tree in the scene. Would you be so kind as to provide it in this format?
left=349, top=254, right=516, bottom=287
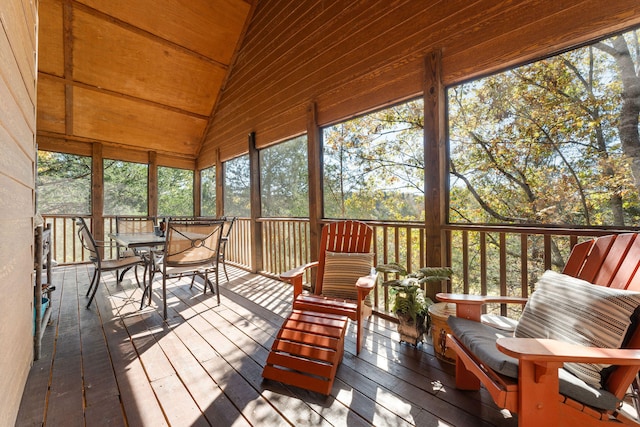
left=260, top=136, right=309, bottom=217
left=449, top=29, right=640, bottom=229
left=158, top=166, right=194, bottom=216
left=37, top=151, right=92, bottom=214
left=224, top=155, right=250, bottom=217
left=103, top=160, right=148, bottom=215
left=323, top=99, right=425, bottom=220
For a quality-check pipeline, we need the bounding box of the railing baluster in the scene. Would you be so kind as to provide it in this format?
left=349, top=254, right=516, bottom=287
left=499, top=233, right=507, bottom=316
left=40, top=214, right=622, bottom=318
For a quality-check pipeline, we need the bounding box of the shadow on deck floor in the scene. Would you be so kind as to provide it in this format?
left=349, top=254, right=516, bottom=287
left=16, top=264, right=517, bottom=427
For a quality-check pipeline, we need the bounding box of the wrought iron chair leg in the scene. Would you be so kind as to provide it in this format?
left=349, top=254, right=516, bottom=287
left=86, top=272, right=102, bottom=308
left=86, top=269, right=99, bottom=297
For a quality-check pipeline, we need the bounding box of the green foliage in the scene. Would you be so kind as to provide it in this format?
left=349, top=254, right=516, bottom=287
left=104, top=160, right=148, bottom=215
left=37, top=151, right=92, bottom=214
left=376, top=263, right=453, bottom=321
left=224, top=155, right=250, bottom=217
left=158, top=166, right=194, bottom=216
left=200, top=166, right=216, bottom=216
left=448, top=30, right=640, bottom=228
left=260, top=135, right=309, bottom=217
left=323, top=99, right=425, bottom=220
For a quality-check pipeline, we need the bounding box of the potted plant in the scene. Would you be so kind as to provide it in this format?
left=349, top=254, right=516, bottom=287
left=376, top=263, right=453, bottom=345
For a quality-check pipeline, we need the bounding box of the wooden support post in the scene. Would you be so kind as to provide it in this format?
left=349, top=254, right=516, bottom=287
left=216, top=148, right=224, bottom=218
left=249, top=132, right=263, bottom=273
left=148, top=151, right=158, bottom=218
left=194, top=167, right=201, bottom=217
left=92, top=143, right=104, bottom=255
left=423, top=49, right=447, bottom=300
left=307, top=103, right=322, bottom=270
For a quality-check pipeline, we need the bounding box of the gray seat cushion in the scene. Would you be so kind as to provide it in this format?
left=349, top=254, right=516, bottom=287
left=447, top=316, right=621, bottom=411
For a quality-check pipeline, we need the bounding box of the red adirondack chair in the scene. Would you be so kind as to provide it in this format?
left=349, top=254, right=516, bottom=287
left=280, top=220, right=376, bottom=354
left=438, top=234, right=640, bottom=427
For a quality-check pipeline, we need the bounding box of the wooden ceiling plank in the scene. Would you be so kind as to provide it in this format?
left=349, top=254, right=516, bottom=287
left=74, top=0, right=250, bottom=64
left=36, top=75, right=66, bottom=134
left=72, top=8, right=225, bottom=116
left=37, top=0, right=64, bottom=77
left=72, top=87, right=207, bottom=156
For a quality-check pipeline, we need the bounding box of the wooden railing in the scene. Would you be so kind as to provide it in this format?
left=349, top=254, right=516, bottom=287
left=41, top=213, right=632, bottom=317
left=42, top=214, right=91, bottom=264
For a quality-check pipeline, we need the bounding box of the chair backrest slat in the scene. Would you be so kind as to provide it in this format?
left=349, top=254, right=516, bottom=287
left=315, top=220, right=373, bottom=296
left=562, top=233, right=640, bottom=399
left=116, top=216, right=155, bottom=234
left=75, top=217, right=99, bottom=262
left=164, top=219, right=224, bottom=267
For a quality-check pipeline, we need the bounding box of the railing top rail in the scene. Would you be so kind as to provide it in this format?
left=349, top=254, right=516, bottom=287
left=443, top=223, right=637, bottom=236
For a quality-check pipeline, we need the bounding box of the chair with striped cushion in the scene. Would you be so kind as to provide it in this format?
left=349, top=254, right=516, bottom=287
left=438, top=233, right=640, bottom=427
left=280, top=220, right=377, bottom=355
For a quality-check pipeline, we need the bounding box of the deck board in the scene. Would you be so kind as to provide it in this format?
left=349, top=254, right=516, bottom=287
left=16, top=264, right=518, bottom=427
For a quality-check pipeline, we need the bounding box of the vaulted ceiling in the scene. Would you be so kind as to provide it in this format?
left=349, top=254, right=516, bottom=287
left=37, top=0, right=253, bottom=160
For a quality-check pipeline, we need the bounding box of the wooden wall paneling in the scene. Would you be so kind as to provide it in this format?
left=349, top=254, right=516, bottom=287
left=222, top=0, right=339, bottom=100
left=443, top=0, right=640, bottom=85
left=0, top=213, right=34, bottom=425
left=204, top=0, right=444, bottom=155
left=315, top=67, right=422, bottom=128
left=75, top=0, right=250, bottom=63
left=36, top=76, right=65, bottom=134
left=211, top=0, right=393, bottom=127
left=0, top=28, right=36, bottom=146
left=72, top=87, right=207, bottom=155
left=38, top=0, right=64, bottom=77
left=0, top=0, right=37, bottom=424
left=202, top=0, right=640, bottom=164
left=252, top=104, right=307, bottom=150
left=1, top=0, right=37, bottom=101
left=0, top=125, right=34, bottom=187
left=72, top=9, right=224, bottom=116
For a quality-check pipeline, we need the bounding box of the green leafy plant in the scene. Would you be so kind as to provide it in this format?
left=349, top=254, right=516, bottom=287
left=376, top=263, right=453, bottom=321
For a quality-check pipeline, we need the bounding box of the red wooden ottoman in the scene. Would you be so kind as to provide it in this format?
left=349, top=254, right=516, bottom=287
left=262, top=309, right=349, bottom=395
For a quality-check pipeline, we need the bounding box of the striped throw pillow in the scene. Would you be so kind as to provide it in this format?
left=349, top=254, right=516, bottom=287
left=321, top=251, right=374, bottom=300
left=514, top=270, right=640, bottom=388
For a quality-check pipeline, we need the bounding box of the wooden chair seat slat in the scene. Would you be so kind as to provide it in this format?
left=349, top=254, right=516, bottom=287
left=262, top=310, right=348, bottom=395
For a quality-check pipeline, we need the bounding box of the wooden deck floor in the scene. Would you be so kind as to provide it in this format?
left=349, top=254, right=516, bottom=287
left=15, top=264, right=519, bottom=427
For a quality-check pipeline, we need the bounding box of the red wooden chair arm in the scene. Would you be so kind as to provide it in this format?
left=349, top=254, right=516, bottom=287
left=280, top=261, right=319, bottom=282
left=497, top=337, right=640, bottom=365
left=280, top=261, right=319, bottom=299
left=436, top=292, right=528, bottom=321
left=355, top=269, right=377, bottom=290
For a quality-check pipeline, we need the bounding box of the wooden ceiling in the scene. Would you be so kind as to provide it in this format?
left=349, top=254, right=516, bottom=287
left=37, top=0, right=253, bottom=160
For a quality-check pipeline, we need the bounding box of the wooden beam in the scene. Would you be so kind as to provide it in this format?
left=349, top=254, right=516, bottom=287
left=91, top=142, right=104, bottom=253
left=307, top=102, right=322, bottom=266
left=215, top=148, right=223, bottom=218
left=63, top=0, right=73, bottom=136
left=148, top=151, right=158, bottom=217
left=423, top=49, right=447, bottom=300
left=194, top=167, right=201, bottom=217
left=249, top=132, right=263, bottom=273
